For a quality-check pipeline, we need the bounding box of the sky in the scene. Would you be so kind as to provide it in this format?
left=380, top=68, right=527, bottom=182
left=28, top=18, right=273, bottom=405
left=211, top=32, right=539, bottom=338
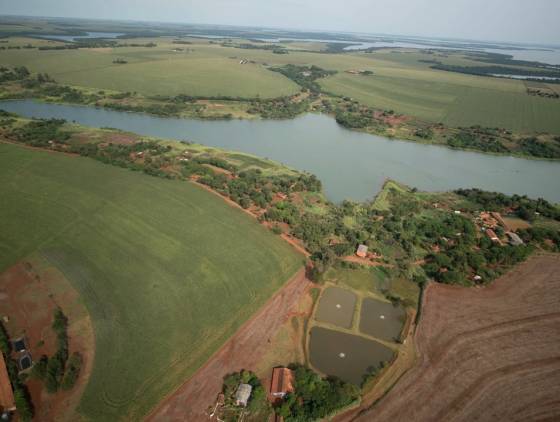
left=1, top=0, right=559, bottom=45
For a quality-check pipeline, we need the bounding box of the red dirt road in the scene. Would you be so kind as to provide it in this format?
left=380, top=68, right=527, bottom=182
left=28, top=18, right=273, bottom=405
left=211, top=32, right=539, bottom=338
left=147, top=268, right=310, bottom=421
left=352, top=254, right=560, bottom=422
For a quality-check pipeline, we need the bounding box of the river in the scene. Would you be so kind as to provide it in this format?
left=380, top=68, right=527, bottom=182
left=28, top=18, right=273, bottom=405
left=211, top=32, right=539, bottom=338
left=1, top=99, right=559, bottom=203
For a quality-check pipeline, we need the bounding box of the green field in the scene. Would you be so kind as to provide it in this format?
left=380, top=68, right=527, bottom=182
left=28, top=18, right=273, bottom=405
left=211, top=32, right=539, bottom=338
left=0, top=39, right=300, bottom=98
left=0, top=142, right=302, bottom=420
left=320, top=50, right=560, bottom=134
left=2, top=37, right=558, bottom=132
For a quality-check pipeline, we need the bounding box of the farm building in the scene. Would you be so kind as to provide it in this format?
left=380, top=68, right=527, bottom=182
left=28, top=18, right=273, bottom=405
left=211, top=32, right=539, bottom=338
left=0, top=352, right=16, bottom=415
left=235, top=383, right=252, bottom=407
left=18, top=352, right=32, bottom=371
left=491, top=212, right=511, bottom=231
left=485, top=229, right=502, bottom=244
left=270, top=367, right=295, bottom=399
left=12, top=337, right=26, bottom=353
left=356, top=244, right=368, bottom=258
left=506, top=232, right=524, bottom=246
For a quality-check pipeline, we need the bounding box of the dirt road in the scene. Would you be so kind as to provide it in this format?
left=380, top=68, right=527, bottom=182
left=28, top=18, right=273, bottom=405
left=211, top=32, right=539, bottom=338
left=146, top=268, right=310, bottom=421
left=352, top=254, right=560, bottom=422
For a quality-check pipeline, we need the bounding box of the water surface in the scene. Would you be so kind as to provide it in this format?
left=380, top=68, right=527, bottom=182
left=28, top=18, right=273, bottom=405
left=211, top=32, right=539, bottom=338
left=1, top=100, right=559, bottom=203
left=314, top=287, right=357, bottom=329
left=309, top=326, right=394, bottom=385
left=359, top=298, right=406, bottom=342
left=37, top=32, right=124, bottom=42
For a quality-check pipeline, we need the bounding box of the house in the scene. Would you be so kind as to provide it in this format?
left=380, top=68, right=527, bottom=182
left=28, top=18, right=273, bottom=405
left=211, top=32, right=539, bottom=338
left=0, top=352, right=16, bottom=415
left=18, top=352, right=32, bottom=372
left=12, top=337, right=26, bottom=353
left=486, top=229, right=502, bottom=244
left=491, top=212, right=511, bottom=231
left=270, top=367, right=295, bottom=399
left=235, top=383, right=252, bottom=407
left=356, top=244, right=368, bottom=258
left=506, top=232, right=524, bottom=246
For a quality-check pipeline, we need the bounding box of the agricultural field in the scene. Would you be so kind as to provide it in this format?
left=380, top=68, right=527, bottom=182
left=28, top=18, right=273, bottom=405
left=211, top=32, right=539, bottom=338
left=356, top=254, right=560, bottom=422
left=320, top=50, right=560, bottom=134
left=0, top=142, right=302, bottom=420
left=0, top=38, right=300, bottom=98
left=2, top=34, right=559, bottom=133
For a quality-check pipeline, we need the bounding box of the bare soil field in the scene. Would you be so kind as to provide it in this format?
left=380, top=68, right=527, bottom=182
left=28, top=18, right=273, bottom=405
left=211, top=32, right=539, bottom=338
left=0, top=254, right=94, bottom=422
left=352, top=253, right=560, bottom=422
left=146, top=269, right=310, bottom=421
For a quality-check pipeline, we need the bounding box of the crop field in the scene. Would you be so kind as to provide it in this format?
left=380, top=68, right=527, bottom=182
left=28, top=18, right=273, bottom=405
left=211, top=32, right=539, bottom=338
left=356, top=254, right=560, bottom=422
left=0, top=39, right=300, bottom=98
left=320, top=50, right=560, bottom=133
left=1, top=35, right=558, bottom=132
left=0, top=142, right=302, bottom=420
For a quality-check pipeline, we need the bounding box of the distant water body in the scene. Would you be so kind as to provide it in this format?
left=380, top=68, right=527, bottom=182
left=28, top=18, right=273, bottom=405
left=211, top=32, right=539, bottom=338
left=1, top=99, right=559, bottom=204
left=37, top=32, right=124, bottom=42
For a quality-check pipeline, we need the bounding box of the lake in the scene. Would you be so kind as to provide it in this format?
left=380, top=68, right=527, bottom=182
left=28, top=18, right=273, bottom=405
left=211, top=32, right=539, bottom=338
left=1, top=99, right=559, bottom=203
left=37, top=32, right=124, bottom=42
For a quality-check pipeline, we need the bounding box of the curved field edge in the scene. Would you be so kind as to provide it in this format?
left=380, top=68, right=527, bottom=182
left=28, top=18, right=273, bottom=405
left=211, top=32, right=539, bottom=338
left=0, top=142, right=303, bottom=420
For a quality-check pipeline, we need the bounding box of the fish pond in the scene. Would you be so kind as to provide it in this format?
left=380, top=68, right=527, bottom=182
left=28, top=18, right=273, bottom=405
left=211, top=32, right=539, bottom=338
left=359, top=298, right=406, bottom=342
left=314, top=286, right=357, bottom=329
left=1, top=100, right=560, bottom=203
left=309, top=326, right=394, bottom=385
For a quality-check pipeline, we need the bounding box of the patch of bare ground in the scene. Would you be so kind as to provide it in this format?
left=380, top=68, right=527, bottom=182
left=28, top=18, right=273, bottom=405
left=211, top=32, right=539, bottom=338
left=0, top=254, right=94, bottom=422
left=352, top=253, right=560, bottom=422
left=146, top=269, right=311, bottom=421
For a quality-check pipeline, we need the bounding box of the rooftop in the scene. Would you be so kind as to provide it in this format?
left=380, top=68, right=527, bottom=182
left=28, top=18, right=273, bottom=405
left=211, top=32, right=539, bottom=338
left=235, top=383, right=252, bottom=407
left=270, top=367, right=295, bottom=397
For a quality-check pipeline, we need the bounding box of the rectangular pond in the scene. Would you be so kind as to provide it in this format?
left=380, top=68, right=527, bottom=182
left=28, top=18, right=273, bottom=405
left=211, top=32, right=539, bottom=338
left=309, top=326, right=394, bottom=385
left=359, top=298, right=406, bottom=342
left=314, top=286, right=357, bottom=329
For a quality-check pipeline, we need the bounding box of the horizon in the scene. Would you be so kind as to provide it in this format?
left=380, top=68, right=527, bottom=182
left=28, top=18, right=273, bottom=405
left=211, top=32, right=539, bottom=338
left=1, top=0, right=559, bottom=45
left=1, top=13, right=559, bottom=49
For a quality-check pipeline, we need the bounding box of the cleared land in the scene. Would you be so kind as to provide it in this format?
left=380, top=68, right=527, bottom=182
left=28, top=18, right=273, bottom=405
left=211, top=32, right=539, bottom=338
left=0, top=142, right=302, bottom=420
left=0, top=254, right=94, bottom=421
left=353, top=254, right=560, bottom=422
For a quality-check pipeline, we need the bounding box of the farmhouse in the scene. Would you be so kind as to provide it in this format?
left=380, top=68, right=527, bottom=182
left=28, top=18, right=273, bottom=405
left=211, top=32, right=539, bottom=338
left=235, top=383, right=252, bottom=407
left=486, top=229, right=502, bottom=245
left=18, top=352, right=32, bottom=371
left=491, top=212, right=510, bottom=231
left=270, top=367, right=295, bottom=399
left=356, top=244, right=368, bottom=258
left=12, top=337, right=26, bottom=353
left=0, top=352, right=15, bottom=415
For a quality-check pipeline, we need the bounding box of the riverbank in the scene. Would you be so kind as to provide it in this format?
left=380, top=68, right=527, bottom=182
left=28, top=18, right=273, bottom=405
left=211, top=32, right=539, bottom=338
left=1, top=67, right=559, bottom=161
left=3, top=99, right=560, bottom=204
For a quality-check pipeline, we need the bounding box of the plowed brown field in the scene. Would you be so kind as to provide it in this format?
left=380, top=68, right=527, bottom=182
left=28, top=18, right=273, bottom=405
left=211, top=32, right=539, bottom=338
left=353, top=254, right=560, bottom=422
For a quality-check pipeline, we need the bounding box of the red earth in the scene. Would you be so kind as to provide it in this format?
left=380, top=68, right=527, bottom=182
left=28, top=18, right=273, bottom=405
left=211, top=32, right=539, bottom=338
left=0, top=258, right=94, bottom=422
left=348, top=253, right=560, bottom=422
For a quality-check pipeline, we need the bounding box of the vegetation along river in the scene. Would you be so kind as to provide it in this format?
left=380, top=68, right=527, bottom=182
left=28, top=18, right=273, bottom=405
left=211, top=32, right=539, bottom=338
left=2, top=99, right=560, bottom=203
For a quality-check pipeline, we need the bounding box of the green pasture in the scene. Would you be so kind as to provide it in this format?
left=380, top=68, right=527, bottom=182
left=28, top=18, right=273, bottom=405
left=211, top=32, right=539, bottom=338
left=0, top=142, right=302, bottom=420
left=1, top=35, right=559, bottom=132
left=0, top=40, right=300, bottom=98
left=320, top=50, right=560, bottom=133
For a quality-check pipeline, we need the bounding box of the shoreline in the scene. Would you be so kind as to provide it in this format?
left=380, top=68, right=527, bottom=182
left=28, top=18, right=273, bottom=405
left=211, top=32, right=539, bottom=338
left=2, top=92, right=559, bottom=162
